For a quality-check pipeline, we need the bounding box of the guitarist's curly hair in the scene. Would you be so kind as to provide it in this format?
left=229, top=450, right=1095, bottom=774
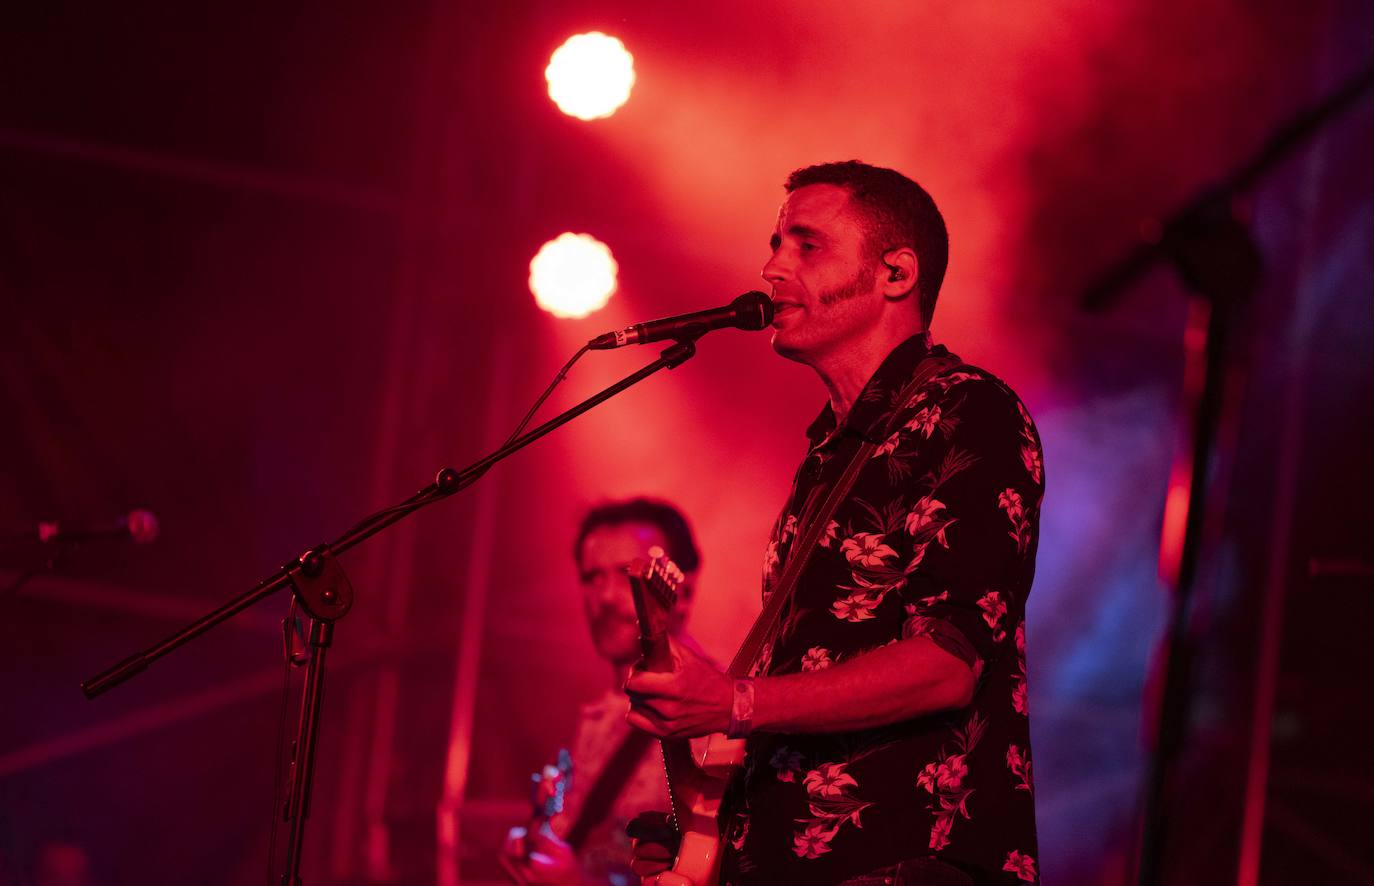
left=574, top=497, right=702, bottom=585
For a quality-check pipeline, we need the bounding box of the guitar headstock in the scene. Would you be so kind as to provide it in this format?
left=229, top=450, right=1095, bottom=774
left=528, top=747, right=573, bottom=821
left=625, top=546, right=685, bottom=660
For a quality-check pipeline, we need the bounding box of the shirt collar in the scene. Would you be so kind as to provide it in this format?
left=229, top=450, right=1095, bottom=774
left=805, top=332, right=936, bottom=447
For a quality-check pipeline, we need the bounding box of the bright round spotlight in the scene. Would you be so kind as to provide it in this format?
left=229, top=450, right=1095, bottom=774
left=545, top=32, right=635, bottom=121
left=529, top=232, right=618, bottom=319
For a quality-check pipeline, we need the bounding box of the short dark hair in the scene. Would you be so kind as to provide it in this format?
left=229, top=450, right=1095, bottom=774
left=574, top=497, right=701, bottom=575
left=785, top=160, right=949, bottom=328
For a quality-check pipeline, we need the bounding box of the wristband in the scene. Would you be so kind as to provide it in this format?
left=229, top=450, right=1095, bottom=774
left=727, top=677, right=756, bottom=739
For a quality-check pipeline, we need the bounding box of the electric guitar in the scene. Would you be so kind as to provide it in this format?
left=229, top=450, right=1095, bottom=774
left=625, top=550, right=746, bottom=886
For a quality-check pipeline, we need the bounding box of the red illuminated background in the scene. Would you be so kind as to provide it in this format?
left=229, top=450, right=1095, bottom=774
left=2, top=2, right=1372, bottom=884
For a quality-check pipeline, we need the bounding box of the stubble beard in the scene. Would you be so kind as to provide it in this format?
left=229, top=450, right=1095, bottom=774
left=818, top=261, right=876, bottom=306
left=591, top=611, right=640, bottom=663
left=773, top=261, right=879, bottom=362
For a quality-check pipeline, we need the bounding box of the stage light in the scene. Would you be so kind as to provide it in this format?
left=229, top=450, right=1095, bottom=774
left=529, top=233, right=618, bottom=318
left=545, top=32, right=636, bottom=121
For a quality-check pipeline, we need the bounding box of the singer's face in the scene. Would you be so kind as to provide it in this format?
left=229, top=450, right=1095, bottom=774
left=578, top=521, right=689, bottom=667
left=762, top=184, right=885, bottom=364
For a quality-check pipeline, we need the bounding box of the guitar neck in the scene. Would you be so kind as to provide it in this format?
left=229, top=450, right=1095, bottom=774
left=636, top=629, right=693, bottom=822
left=638, top=629, right=675, bottom=674
left=625, top=554, right=737, bottom=885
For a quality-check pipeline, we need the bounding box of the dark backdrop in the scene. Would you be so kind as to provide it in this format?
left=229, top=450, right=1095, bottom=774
left=2, top=2, right=1371, bottom=884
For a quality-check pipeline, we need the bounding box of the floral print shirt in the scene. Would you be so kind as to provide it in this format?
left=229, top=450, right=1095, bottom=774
left=720, top=335, right=1044, bottom=885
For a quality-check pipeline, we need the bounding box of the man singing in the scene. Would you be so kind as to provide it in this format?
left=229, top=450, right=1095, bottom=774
left=625, top=162, right=1043, bottom=885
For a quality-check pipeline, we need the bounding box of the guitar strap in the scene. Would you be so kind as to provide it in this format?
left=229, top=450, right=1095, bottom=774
left=564, top=727, right=657, bottom=851
left=726, top=353, right=961, bottom=679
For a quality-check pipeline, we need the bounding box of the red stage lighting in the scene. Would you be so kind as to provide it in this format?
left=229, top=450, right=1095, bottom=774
left=545, top=32, right=636, bottom=121
left=528, top=232, right=618, bottom=318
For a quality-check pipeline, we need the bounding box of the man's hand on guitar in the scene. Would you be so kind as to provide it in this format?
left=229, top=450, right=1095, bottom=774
left=625, top=811, right=680, bottom=880
left=502, top=749, right=585, bottom=886
left=624, top=635, right=732, bottom=738
left=500, top=822, right=585, bottom=886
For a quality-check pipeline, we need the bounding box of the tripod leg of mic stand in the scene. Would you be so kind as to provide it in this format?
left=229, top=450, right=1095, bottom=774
left=282, top=619, right=334, bottom=885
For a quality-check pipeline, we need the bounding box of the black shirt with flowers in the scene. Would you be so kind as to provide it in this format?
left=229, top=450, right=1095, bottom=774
left=719, top=335, right=1043, bottom=885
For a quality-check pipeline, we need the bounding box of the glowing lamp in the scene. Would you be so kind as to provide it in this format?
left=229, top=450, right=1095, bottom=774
left=529, top=233, right=618, bottom=318
left=545, top=32, right=636, bottom=120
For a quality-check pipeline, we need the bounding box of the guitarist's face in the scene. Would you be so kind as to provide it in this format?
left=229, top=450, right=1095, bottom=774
left=579, top=521, right=678, bottom=666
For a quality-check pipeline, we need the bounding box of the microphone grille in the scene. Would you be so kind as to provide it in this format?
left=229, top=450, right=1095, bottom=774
left=731, top=291, right=775, bottom=331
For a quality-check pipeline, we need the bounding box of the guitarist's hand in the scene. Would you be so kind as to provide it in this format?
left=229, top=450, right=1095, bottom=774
left=624, top=636, right=732, bottom=738
left=500, top=821, right=584, bottom=886
left=626, top=811, right=680, bottom=879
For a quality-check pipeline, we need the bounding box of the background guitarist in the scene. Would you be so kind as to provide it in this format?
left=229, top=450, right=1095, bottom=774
left=625, top=162, right=1044, bottom=885
left=503, top=498, right=709, bottom=886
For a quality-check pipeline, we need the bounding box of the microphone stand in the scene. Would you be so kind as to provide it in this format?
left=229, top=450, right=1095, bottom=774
left=81, top=336, right=700, bottom=885
left=1078, top=57, right=1374, bottom=886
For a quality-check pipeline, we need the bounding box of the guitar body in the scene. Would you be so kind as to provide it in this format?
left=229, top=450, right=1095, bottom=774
left=626, top=554, right=747, bottom=886
left=654, top=734, right=746, bottom=885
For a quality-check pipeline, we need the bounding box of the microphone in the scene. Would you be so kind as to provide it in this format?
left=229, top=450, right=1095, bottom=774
left=36, top=509, right=160, bottom=545
left=589, top=291, right=775, bottom=350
